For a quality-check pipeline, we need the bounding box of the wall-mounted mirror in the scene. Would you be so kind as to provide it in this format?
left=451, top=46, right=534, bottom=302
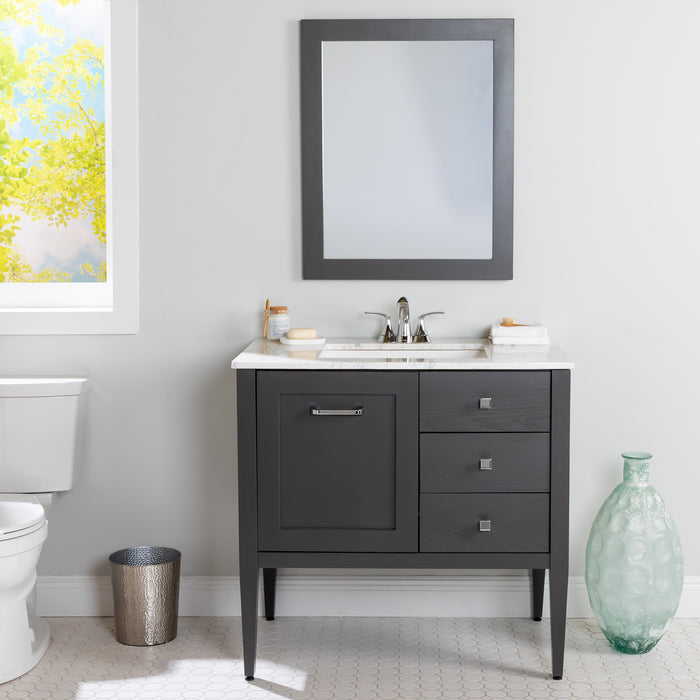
left=300, top=19, right=514, bottom=280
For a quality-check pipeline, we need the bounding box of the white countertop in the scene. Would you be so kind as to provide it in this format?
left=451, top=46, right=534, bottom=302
left=231, top=338, right=574, bottom=370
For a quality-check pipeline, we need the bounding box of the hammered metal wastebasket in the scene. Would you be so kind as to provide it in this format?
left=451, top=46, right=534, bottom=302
left=109, top=546, right=181, bottom=646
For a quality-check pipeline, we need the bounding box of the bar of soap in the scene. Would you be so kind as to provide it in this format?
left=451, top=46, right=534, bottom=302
left=287, top=327, right=318, bottom=340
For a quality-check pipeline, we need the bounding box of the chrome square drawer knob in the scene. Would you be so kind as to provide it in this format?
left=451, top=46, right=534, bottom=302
left=479, top=397, right=493, bottom=410
left=479, top=520, right=492, bottom=532
left=479, top=458, right=493, bottom=471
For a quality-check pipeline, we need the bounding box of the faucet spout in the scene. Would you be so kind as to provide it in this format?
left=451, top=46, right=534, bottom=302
left=397, top=296, right=411, bottom=343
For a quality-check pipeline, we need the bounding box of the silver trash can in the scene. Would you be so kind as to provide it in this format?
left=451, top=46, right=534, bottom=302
left=109, top=546, right=181, bottom=646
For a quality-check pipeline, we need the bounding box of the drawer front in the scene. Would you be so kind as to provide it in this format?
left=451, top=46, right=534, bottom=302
left=420, top=433, right=550, bottom=493
left=420, top=493, right=550, bottom=552
left=420, top=371, right=550, bottom=432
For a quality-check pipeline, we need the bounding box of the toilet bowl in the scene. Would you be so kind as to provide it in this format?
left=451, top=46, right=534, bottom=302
left=0, top=376, right=89, bottom=684
left=0, top=495, right=50, bottom=684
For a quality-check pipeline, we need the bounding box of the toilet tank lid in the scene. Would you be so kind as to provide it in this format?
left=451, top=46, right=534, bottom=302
left=0, top=377, right=90, bottom=398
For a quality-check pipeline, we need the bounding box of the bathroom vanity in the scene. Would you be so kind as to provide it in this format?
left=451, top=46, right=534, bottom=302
left=232, top=339, right=572, bottom=680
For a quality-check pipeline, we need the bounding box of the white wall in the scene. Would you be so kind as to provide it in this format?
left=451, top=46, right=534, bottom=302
left=3, top=0, right=699, bottom=581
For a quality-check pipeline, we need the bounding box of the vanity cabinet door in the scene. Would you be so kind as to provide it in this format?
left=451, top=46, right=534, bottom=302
left=257, top=371, right=419, bottom=552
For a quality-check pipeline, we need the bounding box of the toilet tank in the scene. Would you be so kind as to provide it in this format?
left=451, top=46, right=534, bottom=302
left=0, top=378, right=90, bottom=493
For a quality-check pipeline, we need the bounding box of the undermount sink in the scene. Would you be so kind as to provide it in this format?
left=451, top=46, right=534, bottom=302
left=318, top=341, right=488, bottom=361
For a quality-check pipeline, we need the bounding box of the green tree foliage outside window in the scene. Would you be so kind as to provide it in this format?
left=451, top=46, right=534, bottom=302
left=0, top=0, right=105, bottom=283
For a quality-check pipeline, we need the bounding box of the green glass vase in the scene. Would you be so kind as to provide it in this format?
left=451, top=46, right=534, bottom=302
left=585, top=452, right=683, bottom=654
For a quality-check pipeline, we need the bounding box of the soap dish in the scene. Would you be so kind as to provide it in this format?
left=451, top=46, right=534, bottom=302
left=279, top=336, right=326, bottom=347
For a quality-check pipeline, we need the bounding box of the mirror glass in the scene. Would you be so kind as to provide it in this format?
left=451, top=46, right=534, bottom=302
left=301, top=19, right=514, bottom=280
left=322, top=40, right=493, bottom=260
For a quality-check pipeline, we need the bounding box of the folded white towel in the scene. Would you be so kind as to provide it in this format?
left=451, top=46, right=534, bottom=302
left=491, top=345, right=551, bottom=358
left=490, top=323, right=548, bottom=338
left=490, top=335, right=550, bottom=346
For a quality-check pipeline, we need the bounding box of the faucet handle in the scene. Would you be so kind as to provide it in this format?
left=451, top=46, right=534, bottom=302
left=412, top=312, right=444, bottom=343
left=364, top=312, right=396, bottom=343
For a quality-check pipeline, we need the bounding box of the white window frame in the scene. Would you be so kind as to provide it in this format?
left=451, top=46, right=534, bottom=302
left=0, top=0, right=138, bottom=335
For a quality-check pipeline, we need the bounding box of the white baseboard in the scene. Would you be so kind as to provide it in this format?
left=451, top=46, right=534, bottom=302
left=36, top=573, right=700, bottom=618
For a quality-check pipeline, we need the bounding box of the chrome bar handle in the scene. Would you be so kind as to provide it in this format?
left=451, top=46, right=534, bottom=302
left=311, top=408, right=364, bottom=416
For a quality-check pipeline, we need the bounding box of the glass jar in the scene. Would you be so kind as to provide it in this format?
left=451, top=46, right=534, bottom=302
left=268, top=306, right=289, bottom=339
left=585, top=452, right=683, bottom=654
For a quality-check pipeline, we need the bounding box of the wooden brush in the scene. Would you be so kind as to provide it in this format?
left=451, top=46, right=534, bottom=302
left=263, top=299, right=270, bottom=338
left=501, top=317, right=532, bottom=327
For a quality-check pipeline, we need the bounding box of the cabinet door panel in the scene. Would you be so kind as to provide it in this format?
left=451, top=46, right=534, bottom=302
left=420, top=493, right=550, bottom=552
left=257, top=371, right=418, bottom=552
left=420, top=371, right=550, bottom=432
left=420, top=433, right=550, bottom=493
left=280, top=393, right=397, bottom=530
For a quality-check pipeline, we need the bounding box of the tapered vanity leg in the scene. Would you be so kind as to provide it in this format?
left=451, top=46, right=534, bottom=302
left=549, top=561, right=568, bottom=680
left=531, top=569, right=545, bottom=621
left=263, top=568, right=277, bottom=620
left=240, top=563, right=259, bottom=681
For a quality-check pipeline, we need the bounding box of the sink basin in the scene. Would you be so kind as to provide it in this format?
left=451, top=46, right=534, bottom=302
left=319, top=341, right=488, bottom=361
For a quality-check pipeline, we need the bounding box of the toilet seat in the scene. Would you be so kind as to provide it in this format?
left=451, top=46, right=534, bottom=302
left=0, top=494, right=46, bottom=542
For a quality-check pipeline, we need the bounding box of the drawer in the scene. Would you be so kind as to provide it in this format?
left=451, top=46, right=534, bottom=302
left=420, top=493, right=549, bottom=552
left=420, top=371, right=550, bottom=432
left=420, top=433, right=550, bottom=493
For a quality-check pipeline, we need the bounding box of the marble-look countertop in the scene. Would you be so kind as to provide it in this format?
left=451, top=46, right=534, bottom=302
left=231, top=338, right=574, bottom=370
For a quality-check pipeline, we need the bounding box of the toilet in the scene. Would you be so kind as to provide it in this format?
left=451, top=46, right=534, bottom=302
left=0, top=377, right=90, bottom=684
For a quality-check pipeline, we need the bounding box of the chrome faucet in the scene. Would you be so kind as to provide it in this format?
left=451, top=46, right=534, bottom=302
left=396, top=296, right=411, bottom=343
left=365, top=297, right=444, bottom=343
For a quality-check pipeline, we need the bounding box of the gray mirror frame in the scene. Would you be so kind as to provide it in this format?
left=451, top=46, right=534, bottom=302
left=300, top=18, right=514, bottom=280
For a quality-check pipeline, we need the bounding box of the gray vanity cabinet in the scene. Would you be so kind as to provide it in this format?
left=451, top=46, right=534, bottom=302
left=237, top=368, right=571, bottom=681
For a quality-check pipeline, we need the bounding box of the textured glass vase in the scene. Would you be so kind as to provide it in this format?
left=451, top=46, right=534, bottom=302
left=585, top=452, right=683, bottom=654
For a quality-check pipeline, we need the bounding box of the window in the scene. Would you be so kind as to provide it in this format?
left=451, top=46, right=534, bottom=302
left=0, top=0, right=138, bottom=334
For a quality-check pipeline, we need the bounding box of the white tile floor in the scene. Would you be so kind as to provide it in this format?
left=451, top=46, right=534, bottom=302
left=3, top=617, right=700, bottom=699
